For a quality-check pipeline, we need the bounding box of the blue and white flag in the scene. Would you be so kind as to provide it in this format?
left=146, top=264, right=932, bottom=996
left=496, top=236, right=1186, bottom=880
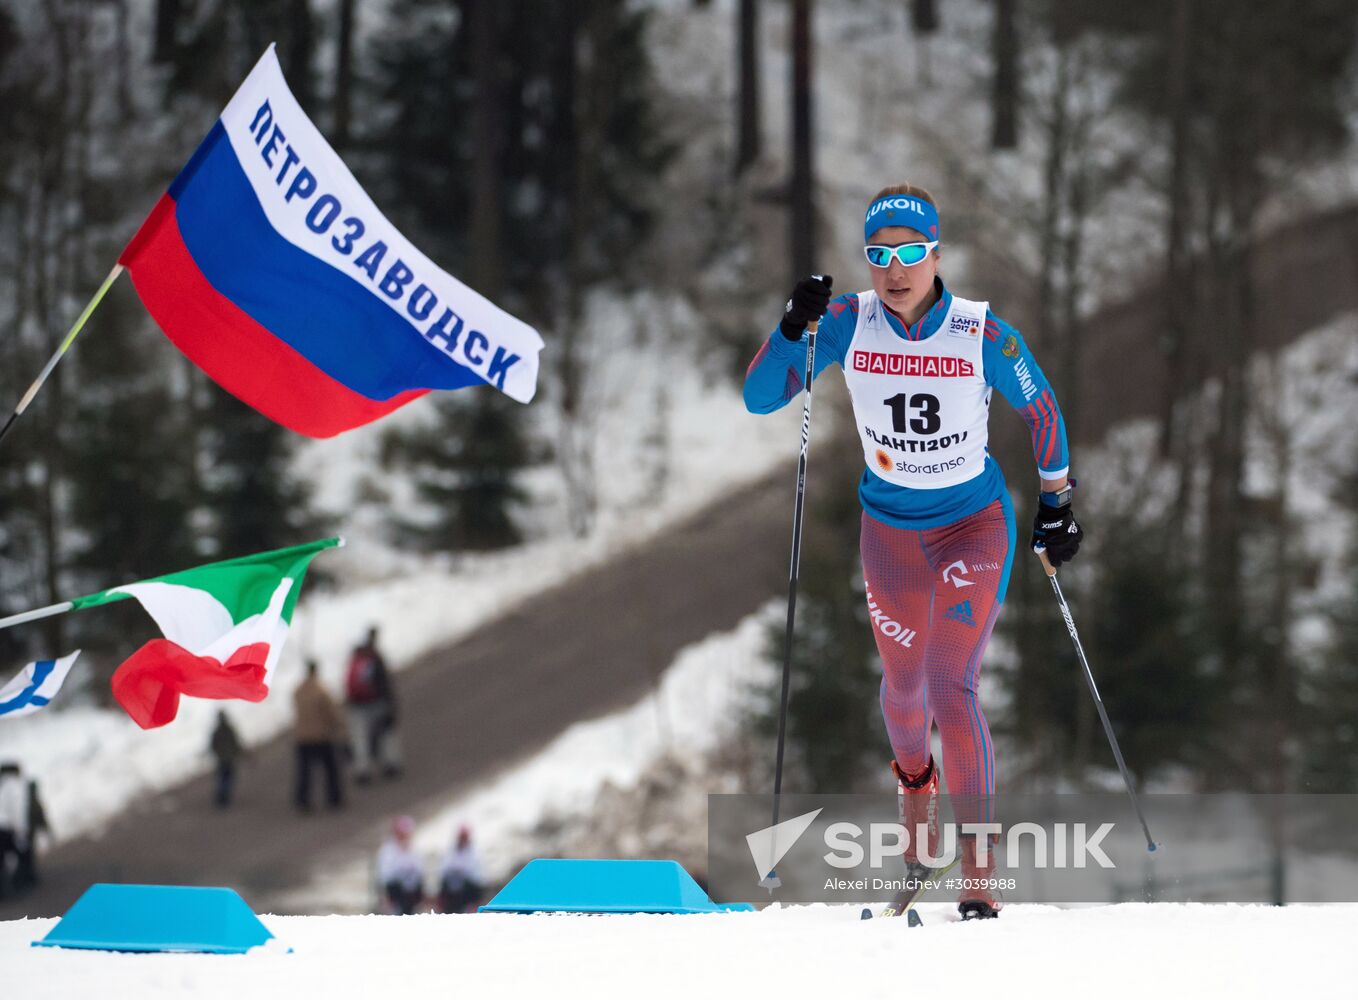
left=0, top=652, right=79, bottom=718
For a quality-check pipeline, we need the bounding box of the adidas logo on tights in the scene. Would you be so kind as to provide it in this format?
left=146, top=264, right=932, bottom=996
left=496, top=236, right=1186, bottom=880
left=945, top=600, right=976, bottom=627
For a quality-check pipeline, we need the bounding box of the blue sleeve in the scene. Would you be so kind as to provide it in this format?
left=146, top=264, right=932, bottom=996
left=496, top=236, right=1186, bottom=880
left=982, top=311, right=1070, bottom=478
left=742, top=294, right=856, bottom=414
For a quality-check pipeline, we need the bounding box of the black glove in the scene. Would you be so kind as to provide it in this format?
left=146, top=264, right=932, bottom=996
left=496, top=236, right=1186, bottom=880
left=779, top=274, right=834, bottom=341
left=1031, top=487, right=1083, bottom=568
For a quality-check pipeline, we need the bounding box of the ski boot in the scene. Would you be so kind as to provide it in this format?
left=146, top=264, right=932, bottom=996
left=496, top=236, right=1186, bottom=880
left=868, top=758, right=948, bottom=921
left=892, top=757, right=940, bottom=881
left=957, top=833, right=1002, bottom=920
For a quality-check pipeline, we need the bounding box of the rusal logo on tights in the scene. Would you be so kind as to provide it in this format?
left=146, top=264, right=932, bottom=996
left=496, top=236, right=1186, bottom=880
left=942, top=560, right=975, bottom=589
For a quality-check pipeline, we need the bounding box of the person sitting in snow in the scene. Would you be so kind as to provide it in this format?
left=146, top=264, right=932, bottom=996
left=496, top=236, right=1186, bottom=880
left=377, top=814, right=425, bottom=914
left=437, top=824, right=485, bottom=913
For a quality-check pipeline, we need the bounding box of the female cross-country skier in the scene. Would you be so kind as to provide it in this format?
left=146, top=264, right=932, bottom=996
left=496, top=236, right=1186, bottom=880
left=743, top=184, right=1083, bottom=919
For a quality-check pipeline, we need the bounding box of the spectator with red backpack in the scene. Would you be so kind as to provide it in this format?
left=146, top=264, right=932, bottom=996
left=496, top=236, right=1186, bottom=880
left=345, top=626, right=401, bottom=783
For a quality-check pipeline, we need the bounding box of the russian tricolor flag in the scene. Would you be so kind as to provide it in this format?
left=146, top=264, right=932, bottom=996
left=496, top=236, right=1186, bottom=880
left=119, top=47, right=543, bottom=438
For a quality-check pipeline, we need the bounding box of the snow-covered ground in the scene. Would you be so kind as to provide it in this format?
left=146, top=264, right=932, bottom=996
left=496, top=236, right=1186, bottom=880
left=6, top=903, right=1355, bottom=999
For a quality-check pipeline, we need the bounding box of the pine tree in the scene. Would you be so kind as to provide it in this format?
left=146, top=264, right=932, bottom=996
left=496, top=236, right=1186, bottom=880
left=1301, top=468, right=1358, bottom=792
left=369, top=0, right=669, bottom=304
left=993, top=545, right=1076, bottom=785
left=368, top=0, right=670, bottom=543
left=54, top=301, right=204, bottom=693
left=1083, top=513, right=1213, bottom=785
left=0, top=1, right=47, bottom=663
left=200, top=392, right=323, bottom=558
left=149, top=0, right=322, bottom=562
left=381, top=391, right=530, bottom=551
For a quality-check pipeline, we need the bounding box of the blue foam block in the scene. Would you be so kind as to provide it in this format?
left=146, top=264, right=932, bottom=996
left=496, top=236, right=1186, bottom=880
left=32, top=883, right=279, bottom=954
left=479, top=859, right=755, bottom=914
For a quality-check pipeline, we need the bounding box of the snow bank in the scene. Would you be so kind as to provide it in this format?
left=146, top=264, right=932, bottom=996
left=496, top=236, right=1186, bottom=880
left=6, top=903, right=1355, bottom=1000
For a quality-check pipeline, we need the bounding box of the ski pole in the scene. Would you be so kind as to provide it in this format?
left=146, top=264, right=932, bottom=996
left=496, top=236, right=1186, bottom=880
left=1035, top=545, right=1159, bottom=852
left=761, top=305, right=823, bottom=890
left=0, top=263, right=124, bottom=450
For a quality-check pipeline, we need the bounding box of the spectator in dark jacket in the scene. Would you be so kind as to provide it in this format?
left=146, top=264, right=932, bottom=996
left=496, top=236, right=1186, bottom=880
left=0, top=762, right=22, bottom=898
left=209, top=711, right=245, bottom=808
left=12, top=778, right=50, bottom=891
left=209, top=706, right=247, bottom=809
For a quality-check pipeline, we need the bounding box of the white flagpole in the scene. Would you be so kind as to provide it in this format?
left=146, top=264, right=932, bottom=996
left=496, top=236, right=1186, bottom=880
left=0, top=602, right=76, bottom=632
left=0, top=263, right=125, bottom=449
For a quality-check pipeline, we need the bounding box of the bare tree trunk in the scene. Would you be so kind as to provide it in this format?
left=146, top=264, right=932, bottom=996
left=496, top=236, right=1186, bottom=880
left=911, top=0, right=939, bottom=34
left=153, top=0, right=180, bottom=65
left=991, top=0, right=1018, bottom=149
left=1057, top=114, right=1089, bottom=429
left=735, top=0, right=761, bottom=175
left=789, top=0, right=815, bottom=282
left=549, top=4, right=597, bottom=538
left=1203, top=205, right=1251, bottom=675
left=469, top=0, right=502, bottom=299
left=1159, top=0, right=1193, bottom=459
left=1203, top=9, right=1262, bottom=687
left=1036, top=45, right=1069, bottom=348
left=113, top=0, right=132, bottom=123
left=332, top=0, right=356, bottom=147
left=33, top=0, right=77, bottom=654
left=285, top=0, right=314, bottom=109
left=1259, top=363, right=1295, bottom=802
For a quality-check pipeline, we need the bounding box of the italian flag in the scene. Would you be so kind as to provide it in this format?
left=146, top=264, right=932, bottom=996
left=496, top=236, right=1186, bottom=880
left=72, top=538, right=340, bottom=729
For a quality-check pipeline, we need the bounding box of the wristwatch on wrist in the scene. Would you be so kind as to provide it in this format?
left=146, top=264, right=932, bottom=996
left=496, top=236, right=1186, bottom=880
left=1040, top=483, right=1074, bottom=508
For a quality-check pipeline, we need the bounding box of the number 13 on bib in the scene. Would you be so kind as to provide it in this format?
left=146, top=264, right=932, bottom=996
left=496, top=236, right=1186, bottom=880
left=844, top=291, right=991, bottom=489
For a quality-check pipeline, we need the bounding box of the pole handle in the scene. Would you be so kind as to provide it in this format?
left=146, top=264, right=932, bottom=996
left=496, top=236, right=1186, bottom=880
left=807, top=319, right=818, bottom=334
left=1034, top=545, right=1057, bottom=577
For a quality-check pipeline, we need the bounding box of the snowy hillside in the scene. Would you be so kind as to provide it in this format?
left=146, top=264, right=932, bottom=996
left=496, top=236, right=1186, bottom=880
left=0, top=326, right=799, bottom=845
left=273, top=606, right=777, bottom=914
left=7, top=903, right=1355, bottom=1000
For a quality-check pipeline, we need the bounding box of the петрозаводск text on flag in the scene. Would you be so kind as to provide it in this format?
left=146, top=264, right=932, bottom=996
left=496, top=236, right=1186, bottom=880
left=117, top=46, right=543, bottom=438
